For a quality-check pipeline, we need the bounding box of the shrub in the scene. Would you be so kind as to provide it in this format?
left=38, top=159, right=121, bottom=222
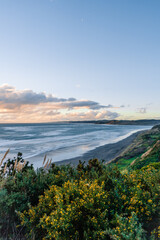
left=107, top=212, right=146, bottom=240
left=20, top=179, right=109, bottom=240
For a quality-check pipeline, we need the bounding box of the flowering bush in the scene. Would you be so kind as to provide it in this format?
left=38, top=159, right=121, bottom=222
left=20, top=179, right=109, bottom=239
left=0, top=157, right=160, bottom=239
left=107, top=212, right=146, bottom=240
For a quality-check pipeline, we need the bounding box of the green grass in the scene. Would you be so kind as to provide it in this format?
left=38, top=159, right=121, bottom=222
left=111, top=156, right=139, bottom=170
left=110, top=125, right=160, bottom=171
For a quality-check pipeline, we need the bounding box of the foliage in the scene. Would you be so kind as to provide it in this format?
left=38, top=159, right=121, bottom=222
left=20, top=179, right=108, bottom=239
left=111, top=125, right=160, bottom=171
left=107, top=212, right=146, bottom=240
left=0, top=155, right=160, bottom=239
left=150, top=226, right=160, bottom=240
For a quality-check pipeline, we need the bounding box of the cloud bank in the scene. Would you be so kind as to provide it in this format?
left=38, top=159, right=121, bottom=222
left=0, top=84, right=120, bottom=123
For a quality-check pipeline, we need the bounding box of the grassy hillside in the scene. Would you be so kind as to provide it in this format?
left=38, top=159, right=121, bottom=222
left=111, top=125, right=160, bottom=170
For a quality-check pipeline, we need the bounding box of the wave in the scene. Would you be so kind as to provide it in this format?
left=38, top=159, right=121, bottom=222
left=0, top=123, right=152, bottom=167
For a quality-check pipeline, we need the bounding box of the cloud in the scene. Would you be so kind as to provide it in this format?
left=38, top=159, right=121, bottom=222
left=137, top=107, right=147, bottom=114
left=0, top=84, right=116, bottom=110
left=95, top=110, right=119, bottom=119
left=46, top=110, right=60, bottom=116
left=0, top=84, right=120, bottom=123
left=61, top=101, right=112, bottom=110
left=0, top=84, right=76, bottom=107
left=55, top=110, right=120, bottom=121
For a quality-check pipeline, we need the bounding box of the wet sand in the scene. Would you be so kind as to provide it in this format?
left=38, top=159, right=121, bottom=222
left=55, top=130, right=144, bottom=166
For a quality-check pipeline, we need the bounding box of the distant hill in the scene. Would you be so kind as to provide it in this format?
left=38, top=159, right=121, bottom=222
left=95, top=119, right=160, bottom=125
left=69, top=119, right=160, bottom=126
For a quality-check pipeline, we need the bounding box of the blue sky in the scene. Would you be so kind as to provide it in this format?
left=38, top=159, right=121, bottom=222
left=0, top=0, right=160, bottom=122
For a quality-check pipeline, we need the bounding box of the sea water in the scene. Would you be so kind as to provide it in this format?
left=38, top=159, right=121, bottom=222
left=0, top=123, right=152, bottom=168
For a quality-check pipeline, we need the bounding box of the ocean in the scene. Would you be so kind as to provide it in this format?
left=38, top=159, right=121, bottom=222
left=0, top=123, right=152, bottom=168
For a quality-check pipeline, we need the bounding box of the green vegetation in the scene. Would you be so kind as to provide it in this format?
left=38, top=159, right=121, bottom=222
left=113, top=156, right=138, bottom=170
left=111, top=125, right=160, bottom=171
left=0, top=125, right=160, bottom=239
left=0, top=156, right=160, bottom=239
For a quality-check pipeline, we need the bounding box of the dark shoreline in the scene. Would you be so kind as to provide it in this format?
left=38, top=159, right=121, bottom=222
left=55, top=130, right=145, bottom=166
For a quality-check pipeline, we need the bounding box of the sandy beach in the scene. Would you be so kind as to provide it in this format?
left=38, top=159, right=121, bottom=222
left=55, top=130, right=144, bottom=165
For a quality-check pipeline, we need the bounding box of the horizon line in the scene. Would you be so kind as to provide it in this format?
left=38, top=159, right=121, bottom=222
left=0, top=119, right=159, bottom=125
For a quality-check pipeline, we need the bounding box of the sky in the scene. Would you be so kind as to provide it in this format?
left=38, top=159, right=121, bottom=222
left=0, top=0, right=160, bottom=123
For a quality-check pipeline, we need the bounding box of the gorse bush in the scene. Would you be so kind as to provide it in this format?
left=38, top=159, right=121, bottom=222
left=0, top=155, right=160, bottom=239
left=20, top=180, right=108, bottom=239
left=107, top=212, right=146, bottom=240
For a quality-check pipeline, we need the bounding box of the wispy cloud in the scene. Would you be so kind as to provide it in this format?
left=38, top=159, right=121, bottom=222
left=0, top=84, right=120, bottom=123
left=60, top=101, right=113, bottom=110
left=137, top=107, right=147, bottom=114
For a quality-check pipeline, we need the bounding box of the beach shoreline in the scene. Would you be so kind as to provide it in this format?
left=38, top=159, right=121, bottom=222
left=55, top=130, right=146, bottom=166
